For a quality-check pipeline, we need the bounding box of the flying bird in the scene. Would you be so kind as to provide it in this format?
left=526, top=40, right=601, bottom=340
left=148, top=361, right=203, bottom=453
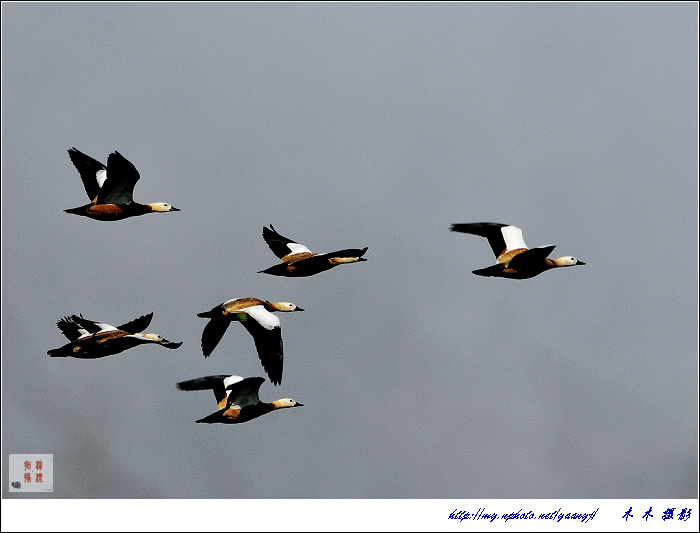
left=176, top=374, right=303, bottom=424
left=64, top=148, right=180, bottom=220
left=197, top=297, right=304, bottom=385
left=258, top=224, right=367, bottom=277
left=48, top=313, right=182, bottom=358
left=450, top=222, right=585, bottom=279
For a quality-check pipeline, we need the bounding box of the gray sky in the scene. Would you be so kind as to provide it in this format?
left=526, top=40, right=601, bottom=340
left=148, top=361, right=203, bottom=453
left=2, top=0, right=697, bottom=514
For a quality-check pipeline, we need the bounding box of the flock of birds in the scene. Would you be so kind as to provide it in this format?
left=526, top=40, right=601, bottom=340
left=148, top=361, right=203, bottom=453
left=48, top=148, right=585, bottom=424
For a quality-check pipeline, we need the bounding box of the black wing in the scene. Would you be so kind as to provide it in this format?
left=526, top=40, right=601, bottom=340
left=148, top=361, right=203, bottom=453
left=69, top=314, right=105, bottom=334
left=225, top=376, right=265, bottom=408
left=262, top=224, right=301, bottom=259
left=177, top=375, right=231, bottom=405
left=55, top=315, right=87, bottom=341
left=450, top=223, right=509, bottom=258
left=99, top=151, right=140, bottom=204
left=239, top=318, right=283, bottom=386
left=507, top=245, right=556, bottom=272
left=117, top=312, right=153, bottom=334
left=317, top=247, right=368, bottom=260
left=159, top=338, right=183, bottom=349
left=68, top=148, right=105, bottom=202
left=200, top=318, right=231, bottom=358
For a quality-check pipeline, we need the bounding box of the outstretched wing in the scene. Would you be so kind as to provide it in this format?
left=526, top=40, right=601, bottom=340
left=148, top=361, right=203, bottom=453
left=176, top=374, right=237, bottom=406
left=56, top=315, right=91, bottom=341
left=316, top=247, right=368, bottom=262
left=451, top=223, right=527, bottom=258
left=262, top=224, right=313, bottom=259
left=159, top=338, right=183, bottom=349
left=508, top=245, right=556, bottom=271
left=225, top=376, right=265, bottom=408
left=70, top=315, right=117, bottom=334
left=160, top=339, right=182, bottom=350
left=98, top=151, right=140, bottom=204
left=117, top=312, right=153, bottom=334
left=238, top=309, right=283, bottom=386
left=68, top=148, right=106, bottom=202
left=200, top=318, right=231, bottom=358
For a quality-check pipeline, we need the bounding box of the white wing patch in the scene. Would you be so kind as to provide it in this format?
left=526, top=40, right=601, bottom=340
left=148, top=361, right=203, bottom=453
left=95, top=168, right=108, bottom=189
left=501, top=225, right=528, bottom=251
left=287, top=242, right=313, bottom=256
left=95, top=322, right=119, bottom=332
left=223, top=375, right=244, bottom=388
left=76, top=329, right=92, bottom=340
left=244, top=305, right=280, bottom=330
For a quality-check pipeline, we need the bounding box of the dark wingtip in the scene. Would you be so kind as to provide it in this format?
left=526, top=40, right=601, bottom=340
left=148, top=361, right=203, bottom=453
left=163, top=341, right=183, bottom=349
left=450, top=223, right=474, bottom=233
left=201, top=340, right=213, bottom=358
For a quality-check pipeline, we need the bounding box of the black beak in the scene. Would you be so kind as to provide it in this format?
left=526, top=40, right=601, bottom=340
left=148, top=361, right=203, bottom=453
left=295, top=403, right=304, bottom=407
left=295, top=307, right=305, bottom=312
left=577, top=260, right=585, bottom=265
left=170, top=206, right=181, bottom=212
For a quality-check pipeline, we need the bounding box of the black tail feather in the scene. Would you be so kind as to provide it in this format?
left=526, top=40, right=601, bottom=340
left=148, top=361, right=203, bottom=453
left=195, top=409, right=224, bottom=424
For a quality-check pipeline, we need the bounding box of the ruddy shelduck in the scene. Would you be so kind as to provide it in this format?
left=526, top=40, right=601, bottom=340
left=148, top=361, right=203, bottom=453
left=176, top=374, right=303, bottom=424
left=65, top=148, right=180, bottom=220
left=258, top=224, right=368, bottom=277
left=197, top=298, right=304, bottom=385
left=48, top=313, right=182, bottom=358
left=450, top=222, right=585, bottom=279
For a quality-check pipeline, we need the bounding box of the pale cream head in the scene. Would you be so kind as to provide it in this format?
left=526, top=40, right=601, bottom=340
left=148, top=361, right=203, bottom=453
left=140, top=333, right=164, bottom=341
left=271, top=398, right=303, bottom=409
left=147, top=202, right=179, bottom=212
left=552, top=256, right=584, bottom=267
left=271, top=302, right=303, bottom=312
